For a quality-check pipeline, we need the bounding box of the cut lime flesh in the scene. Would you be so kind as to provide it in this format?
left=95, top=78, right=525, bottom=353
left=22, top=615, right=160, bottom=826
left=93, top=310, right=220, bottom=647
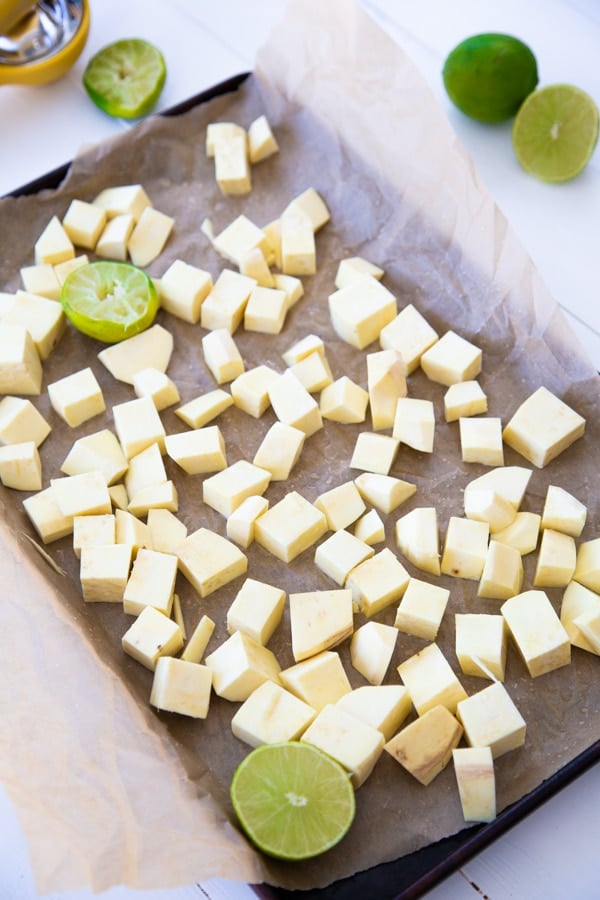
left=83, top=38, right=166, bottom=119
left=230, top=742, right=355, bottom=860
left=61, top=261, right=159, bottom=343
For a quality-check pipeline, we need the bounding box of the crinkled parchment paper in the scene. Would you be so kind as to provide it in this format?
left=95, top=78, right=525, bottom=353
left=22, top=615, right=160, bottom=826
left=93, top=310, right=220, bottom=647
left=1, top=0, right=599, bottom=893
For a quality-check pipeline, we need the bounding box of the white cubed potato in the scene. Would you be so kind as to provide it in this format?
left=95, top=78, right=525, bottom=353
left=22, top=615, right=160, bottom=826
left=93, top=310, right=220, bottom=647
left=533, top=528, right=576, bottom=587
left=127, top=206, right=174, bottom=267
left=367, top=348, right=407, bottom=430
left=349, top=431, right=399, bottom=475
left=541, top=485, right=587, bottom=537
left=205, top=631, right=280, bottom=701
left=98, top=324, right=173, bottom=385
left=62, top=199, right=106, bottom=249
left=560, top=580, right=600, bottom=654
left=230, top=364, right=280, bottom=417
left=150, top=657, right=212, bottom=718
left=34, top=215, right=74, bottom=265
left=354, top=509, right=385, bottom=545
left=280, top=209, right=316, bottom=276
left=61, top=428, right=129, bottom=485
left=289, top=351, right=333, bottom=394
left=252, top=421, right=305, bottom=480
left=226, top=577, right=285, bottom=645
left=80, top=543, right=132, bottom=602
left=247, top=114, right=279, bottom=163
left=232, top=681, right=315, bottom=749
left=0, top=396, right=50, bottom=447
left=502, top=386, right=585, bottom=468
left=254, top=490, right=328, bottom=563
left=132, top=367, right=180, bottom=411
left=205, top=122, right=246, bottom=157
left=463, top=466, right=532, bottom=510
left=4, top=290, right=65, bottom=361
left=115, top=508, right=152, bottom=556
left=273, top=273, right=303, bottom=310
left=53, top=254, right=89, bottom=285
left=459, top=416, right=504, bottom=466
left=320, top=375, right=369, bottom=424
left=455, top=612, right=507, bottom=681
left=501, top=590, right=571, bottom=677
left=492, top=511, right=541, bottom=556
left=158, top=259, right=212, bottom=323
left=122, top=547, right=178, bottom=616
left=355, top=472, right=416, bottom=515
left=47, top=367, right=105, bottom=427
left=0, top=323, right=42, bottom=395
left=464, top=488, right=517, bottom=534
left=397, top=643, right=468, bottom=716
left=181, top=615, right=215, bottom=663
left=282, top=333, right=324, bottom=366
left=164, top=426, right=227, bottom=475
left=175, top=388, right=233, bottom=428
left=574, top=537, right=600, bottom=592
left=301, top=705, right=384, bottom=789
left=379, top=303, right=438, bottom=374
left=420, top=330, right=482, bottom=386
left=441, top=516, right=490, bottom=580
left=214, top=133, right=251, bottom=195
left=176, top=527, right=247, bottom=598
left=314, top=480, right=366, bottom=531
left=0, top=441, right=41, bottom=491
left=93, top=184, right=151, bottom=221
left=172, top=594, right=186, bottom=642
left=315, top=529, right=374, bottom=586
left=394, top=578, right=449, bottom=641
left=573, top=608, right=600, bottom=653
left=202, top=459, right=270, bottom=517
left=384, top=705, right=463, bottom=786
left=290, top=589, right=354, bottom=662
left=478, top=540, right=524, bottom=600
left=282, top=187, right=329, bottom=231
left=22, top=486, right=73, bottom=543
left=456, top=681, right=526, bottom=758
left=336, top=685, right=411, bottom=741
left=129, top=481, right=178, bottom=518
left=109, top=483, right=129, bottom=511
left=112, top=396, right=166, bottom=458
left=51, top=471, right=111, bottom=517
left=213, top=217, right=266, bottom=267
left=350, top=621, right=398, bottom=685
left=395, top=507, right=440, bottom=576
left=202, top=327, right=245, bottom=384
left=20, top=264, right=61, bottom=300
left=122, top=606, right=183, bottom=671
left=329, top=277, right=397, bottom=350
left=453, top=747, right=496, bottom=823
left=239, top=247, right=275, bottom=287
left=392, top=397, right=435, bottom=453
left=95, top=213, right=135, bottom=260
left=444, top=380, right=488, bottom=422
left=73, top=513, right=115, bottom=559
left=334, top=256, right=384, bottom=289
left=345, top=547, right=410, bottom=617
left=226, top=495, right=269, bottom=548
left=262, top=219, right=281, bottom=269
left=146, top=508, right=187, bottom=554
left=268, top=369, right=323, bottom=436
left=280, top=651, right=351, bottom=711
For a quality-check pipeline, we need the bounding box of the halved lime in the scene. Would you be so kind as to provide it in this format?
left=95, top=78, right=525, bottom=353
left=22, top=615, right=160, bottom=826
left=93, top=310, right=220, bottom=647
left=230, top=742, right=355, bottom=860
left=61, top=261, right=159, bottom=343
left=83, top=38, right=166, bottom=119
left=512, top=84, right=600, bottom=182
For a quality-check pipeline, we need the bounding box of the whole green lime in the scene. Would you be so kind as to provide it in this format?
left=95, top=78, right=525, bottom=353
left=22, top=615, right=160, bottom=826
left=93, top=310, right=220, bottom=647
left=443, top=33, right=538, bottom=123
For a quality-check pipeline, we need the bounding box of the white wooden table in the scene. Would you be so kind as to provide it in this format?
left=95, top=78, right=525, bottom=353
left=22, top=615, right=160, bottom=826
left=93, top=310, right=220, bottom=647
left=1, top=1, right=598, bottom=898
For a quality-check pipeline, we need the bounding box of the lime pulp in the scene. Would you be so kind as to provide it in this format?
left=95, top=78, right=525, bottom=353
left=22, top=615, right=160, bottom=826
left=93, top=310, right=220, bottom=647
left=83, top=38, right=166, bottom=119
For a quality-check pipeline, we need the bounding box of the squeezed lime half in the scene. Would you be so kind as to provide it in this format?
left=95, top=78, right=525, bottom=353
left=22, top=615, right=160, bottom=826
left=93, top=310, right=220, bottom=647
left=83, top=38, right=166, bottom=119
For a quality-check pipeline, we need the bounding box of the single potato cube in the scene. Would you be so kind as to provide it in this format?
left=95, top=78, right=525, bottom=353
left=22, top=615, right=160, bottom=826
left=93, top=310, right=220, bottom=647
left=349, top=431, right=399, bottom=475
left=301, top=704, right=385, bottom=788
left=573, top=607, right=600, bottom=654
left=394, top=578, right=449, bottom=641
left=453, top=747, right=496, bottom=823
left=226, top=495, right=269, bottom=548
left=502, top=386, right=585, bottom=468
left=206, top=122, right=246, bottom=157
left=0, top=396, right=51, bottom=447
left=93, top=184, right=151, bottom=221
left=202, top=328, right=244, bottom=384
left=315, top=529, right=374, bottom=586
left=457, top=681, right=526, bottom=758
left=280, top=210, right=316, bottom=275
left=244, top=285, right=288, bottom=334
left=0, top=323, right=43, bottom=395
left=80, top=543, right=132, bottom=602
left=345, top=547, right=410, bottom=617
left=95, top=213, right=135, bottom=260
left=464, top=488, right=517, bottom=534
left=231, top=364, right=280, bottom=418
left=34, top=215, right=74, bottom=265
left=147, top=508, right=187, bottom=555
left=420, top=330, right=482, bottom=386
left=560, top=580, right=600, bottom=654
left=253, top=421, right=305, bottom=481
left=47, top=366, right=105, bottom=427
left=459, top=416, right=504, bottom=466
left=283, top=188, right=330, bottom=232
left=176, top=527, right=247, bottom=598
left=214, top=133, right=251, bottom=195
left=289, top=351, right=333, bottom=394
left=62, top=199, right=106, bottom=249
left=367, top=348, right=407, bottom=430
left=280, top=650, right=351, bottom=711
left=397, top=642, right=467, bottom=716
left=53, top=254, right=89, bottom=285
left=444, top=380, right=488, bottom=422
left=205, top=631, right=280, bottom=702
left=533, top=528, right=576, bottom=587
left=132, top=367, right=180, bottom=411
left=501, top=590, right=570, bottom=677
left=273, top=272, right=303, bottom=310
left=123, top=547, right=178, bottom=617
left=441, top=516, right=489, bottom=580
left=128, top=206, right=174, bottom=267
left=226, top=577, right=285, bottom=645
left=212, top=216, right=266, bottom=267
left=393, top=397, right=435, bottom=453
left=320, top=375, right=369, bottom=424
left=478, top=540, right=524, bottom=600
left=541, top=485, right=587, bottom=537
left=463, top=465, right=532, bottom=511
left=124, top=442, right=166, bottom=499
left=254, top=491, right=327, bottom=562
left=4, top=290, right=65, bottom=361
left=0, top=440, right=41, bottom=490
left=335, top=256, right=384, bottom=289
left=73, top=513, right=115, bottom=559
left=268, top=369, right=323, bottom=436
left=122, top=606, right=183, bottom=671
left=290, top=589, right=354, bottom=662
left=384, top=705, right=463, bottom=786
left=158, top=259, right=212, bottom=324
left=379, top=303, right=439, bottom=374
left=172, top=594, right=186, bottom=642
left=329, top=277, right=397, bottom=350
left=203, top=459, right=270, bottom=517
left=150, top=657, right=212, bottom=719
left=282, top=333, right=325, bottom=366
left=97, top=324, right=173, bottom=385
left=492, top=511, right=541, bottom=556
left=247, top=114, right=279, bottom=163
left=165, top=426, right=227, bottom=475
left=22, top=485, right=73, bottom=543
left=20, top=263, right=61, bottom=300
left=350, top=621, right=398, bottom=685
left=232, top=681, right=315, bottom=748
left=239, top=247, right=275, bottom=287
left=181, top=615, right=215, bottom=664
left=395, top=507, right=440, bottom=576
left=263, top=220, right=282, bottom=269
left=115, top=508, right=152, bottom=557
left=574, top=537, right=600, bottom=592
left=336, top=685, right=412, bottom=741
left=314, top=480, right=366, bottom=531
left=354, top=509, right=385, bottom=545
left=175, top=388, right=233, bottom=429
left=112, top=396, right=166, bottom=458
left=455, top=612, right=507, bottom=681
left=51, top=470, right=111, bottom=517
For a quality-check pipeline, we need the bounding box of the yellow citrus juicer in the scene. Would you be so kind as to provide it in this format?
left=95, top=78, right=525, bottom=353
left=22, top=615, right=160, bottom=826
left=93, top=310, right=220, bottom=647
left=0, top=0, right=89, bottom=85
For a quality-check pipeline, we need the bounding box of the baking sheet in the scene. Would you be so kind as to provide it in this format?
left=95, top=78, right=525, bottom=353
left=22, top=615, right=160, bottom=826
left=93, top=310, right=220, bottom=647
left=1, top=0, right=599, bottom=894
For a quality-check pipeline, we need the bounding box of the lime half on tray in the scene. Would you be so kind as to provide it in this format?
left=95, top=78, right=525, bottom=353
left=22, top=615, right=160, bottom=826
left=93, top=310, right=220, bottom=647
left=83, top=38, right=166, bottom=119
left=61, top=261, right=159, bottom=343
left=230, top=742, right=356, bottom=861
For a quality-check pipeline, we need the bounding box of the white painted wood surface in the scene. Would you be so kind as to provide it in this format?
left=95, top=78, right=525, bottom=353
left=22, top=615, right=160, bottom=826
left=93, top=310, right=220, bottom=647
left=1, top=1, right=598, bottom=898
